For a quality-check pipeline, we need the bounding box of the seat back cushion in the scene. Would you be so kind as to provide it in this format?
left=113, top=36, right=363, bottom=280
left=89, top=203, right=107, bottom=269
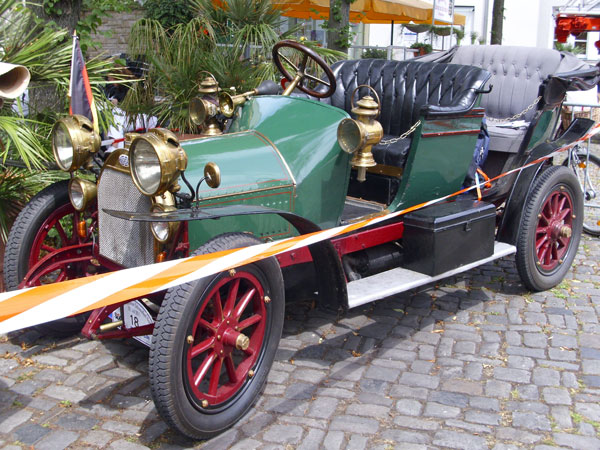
left=451, top=45, right=562, bottom=121
left=328, top=59, right=489, bottom=135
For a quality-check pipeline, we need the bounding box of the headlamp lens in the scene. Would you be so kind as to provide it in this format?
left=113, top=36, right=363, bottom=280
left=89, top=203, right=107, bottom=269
left=53, top=123, right=74, bottom=170
left=70, top=180, right=85, bottom=210
left=132, top=140, right=161, bottom=195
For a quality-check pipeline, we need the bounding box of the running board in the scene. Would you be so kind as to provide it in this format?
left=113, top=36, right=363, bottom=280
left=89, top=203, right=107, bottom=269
left=347, top=242, right=516, bottom=309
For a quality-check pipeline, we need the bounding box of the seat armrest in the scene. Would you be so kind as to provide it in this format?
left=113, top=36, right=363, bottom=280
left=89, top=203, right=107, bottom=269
left=420, top=90, right=480, bottom=118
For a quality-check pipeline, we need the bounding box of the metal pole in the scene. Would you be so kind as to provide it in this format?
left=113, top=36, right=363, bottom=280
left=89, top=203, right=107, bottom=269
left=391, top=20, right=394, bottom=46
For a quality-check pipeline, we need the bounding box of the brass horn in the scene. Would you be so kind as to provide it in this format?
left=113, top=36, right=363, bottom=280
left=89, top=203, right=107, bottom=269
left=218, top=90, right=257, bottom=118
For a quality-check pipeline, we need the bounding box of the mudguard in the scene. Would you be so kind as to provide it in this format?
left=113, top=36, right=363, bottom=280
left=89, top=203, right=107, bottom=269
left=497, top=118, right=595, bottom=245
left=105, top=205, right=348, bottom=312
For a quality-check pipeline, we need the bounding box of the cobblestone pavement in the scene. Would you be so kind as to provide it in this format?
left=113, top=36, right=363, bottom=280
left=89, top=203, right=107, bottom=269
left=1, top=232, right=600, bottom=450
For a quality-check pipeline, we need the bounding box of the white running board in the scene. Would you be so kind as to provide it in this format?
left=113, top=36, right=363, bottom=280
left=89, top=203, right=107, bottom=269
left=347, top=242, right=516, bottom=309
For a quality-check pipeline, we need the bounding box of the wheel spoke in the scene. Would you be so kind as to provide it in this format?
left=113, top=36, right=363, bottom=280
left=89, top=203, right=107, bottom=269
left=41, top=244, right=56, bottom=253
left=191, top=337, right=215, bottom=359
left=193, top=351, right=217, bottom=387
left=233, top=287, right=256, bottom=320
left=279, top=53, right=298, bottom=72
left=213, top=290, right=223, bottom=321
left=197, top=318, right=216, bottom=333
left=535, top=234, right=549, bottom=251
left=304, top=72, right=330, bottom=87
left=208, top=357, right=223, bottom=396
left=225, top=355, right=238, bottom=383
left=224, top=278, right=241, bottom=316
left=238, top=313, right=262, bottom=331
left=54, top=221, right=69, bottom=246
left=557, top=206, right=571, bottom=221
left=243, top=346, right=255, bottom=356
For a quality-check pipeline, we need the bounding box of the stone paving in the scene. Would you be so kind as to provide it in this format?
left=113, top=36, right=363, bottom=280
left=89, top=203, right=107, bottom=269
left=1, top=232, right=600, bottom=449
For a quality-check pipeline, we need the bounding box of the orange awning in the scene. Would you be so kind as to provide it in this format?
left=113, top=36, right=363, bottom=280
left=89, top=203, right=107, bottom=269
left=273, top=0, right=466, bottom=26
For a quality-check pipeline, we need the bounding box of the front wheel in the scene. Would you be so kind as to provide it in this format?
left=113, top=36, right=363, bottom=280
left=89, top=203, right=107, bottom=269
left=516, top=165, right=583, bottom=291
left=149, top=233, right=284, bottom=440
left=3, top=180, right=100, bottom=336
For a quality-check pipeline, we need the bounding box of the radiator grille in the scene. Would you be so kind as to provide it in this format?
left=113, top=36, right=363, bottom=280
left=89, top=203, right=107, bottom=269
left=98, top=167, right=154, bottom=268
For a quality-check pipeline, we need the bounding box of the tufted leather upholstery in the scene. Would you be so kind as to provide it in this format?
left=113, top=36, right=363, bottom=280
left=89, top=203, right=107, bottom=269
left=449, top=46, right=562, bottom=122
left=323, top=59, right=490, bottom=166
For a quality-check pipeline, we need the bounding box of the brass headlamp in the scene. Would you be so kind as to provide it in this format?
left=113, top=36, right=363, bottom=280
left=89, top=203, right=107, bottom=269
left=150, top=192, right=179, bottom=244
left=129, top=128, right=187, bottom=197
left=68, top=178, right=97, bottom=211
left=337, top=86, right=383, bottom=182
left=51, top=114, right=100, bottom=172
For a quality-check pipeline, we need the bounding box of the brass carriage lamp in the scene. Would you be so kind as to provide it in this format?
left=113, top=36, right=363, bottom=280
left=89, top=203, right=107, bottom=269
left=337, top=90, right=383, bottom=182
left=189, top=75, right=222, bottom=136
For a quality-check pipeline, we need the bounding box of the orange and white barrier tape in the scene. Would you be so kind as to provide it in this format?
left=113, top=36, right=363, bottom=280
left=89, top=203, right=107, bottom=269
left=1, top=124, right=599, bottom=335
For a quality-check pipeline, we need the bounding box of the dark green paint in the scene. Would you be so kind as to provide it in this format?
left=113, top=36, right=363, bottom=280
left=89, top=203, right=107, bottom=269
left=389, top=115, right=482, bottom=210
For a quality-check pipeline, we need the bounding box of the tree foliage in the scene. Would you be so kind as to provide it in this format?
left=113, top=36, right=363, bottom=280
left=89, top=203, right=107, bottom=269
left=143, top=0, right=194, bottom=30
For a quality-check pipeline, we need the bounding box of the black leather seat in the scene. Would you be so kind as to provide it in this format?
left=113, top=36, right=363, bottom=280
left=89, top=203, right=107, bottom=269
left=323, top=59, right=491, bottom=167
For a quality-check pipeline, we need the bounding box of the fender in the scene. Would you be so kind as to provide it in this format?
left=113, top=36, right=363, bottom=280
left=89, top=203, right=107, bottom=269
left=497, top=118, right=595, bottom=245
left=105, top=205, right=348, bottom=312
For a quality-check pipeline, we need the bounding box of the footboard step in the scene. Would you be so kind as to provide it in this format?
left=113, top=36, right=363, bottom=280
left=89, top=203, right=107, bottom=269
left=347, top=241, right=516, bottom=309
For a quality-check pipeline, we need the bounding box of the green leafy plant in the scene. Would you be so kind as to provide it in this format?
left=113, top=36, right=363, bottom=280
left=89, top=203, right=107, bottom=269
left=410, top=42, right=433, bottom=55
left=0, top=0, right=120, bottom=242
left=123, top=0, right=346, bottom=133
left=361, top=48, right=387, bottom=59
left=470, top=31, right=478, bottom=45
left=143, top=0, right=194, bottom=30
left=554, top=42, right=585, bottom=55
left=42, top=0, right=136, bottom=53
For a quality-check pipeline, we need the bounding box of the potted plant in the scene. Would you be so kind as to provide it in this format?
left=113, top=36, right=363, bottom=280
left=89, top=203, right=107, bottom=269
left=410, top=42, right=433, bottom=56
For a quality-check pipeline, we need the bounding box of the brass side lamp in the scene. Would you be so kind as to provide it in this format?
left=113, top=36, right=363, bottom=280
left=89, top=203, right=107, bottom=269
left=337, top=86, right=383, bottom=182
left=189, top=75, right=222, bottom=136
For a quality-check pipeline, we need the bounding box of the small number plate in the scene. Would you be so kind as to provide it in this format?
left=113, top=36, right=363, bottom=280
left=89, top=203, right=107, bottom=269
left=110, top=300, right=154, bottom=347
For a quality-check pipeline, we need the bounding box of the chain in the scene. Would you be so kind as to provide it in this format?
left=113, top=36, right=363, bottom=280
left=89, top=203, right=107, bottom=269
left=380, top=120, right=422, bottom=145
left=487, top=96, right=542, bottom=123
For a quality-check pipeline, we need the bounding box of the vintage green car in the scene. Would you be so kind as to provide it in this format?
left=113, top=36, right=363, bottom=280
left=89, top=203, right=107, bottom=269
left=4, top=41, right=599, bottom=438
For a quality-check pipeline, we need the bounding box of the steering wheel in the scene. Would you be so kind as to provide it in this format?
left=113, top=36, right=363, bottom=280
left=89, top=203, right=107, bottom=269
left=272, top=40, right=336, bottom=99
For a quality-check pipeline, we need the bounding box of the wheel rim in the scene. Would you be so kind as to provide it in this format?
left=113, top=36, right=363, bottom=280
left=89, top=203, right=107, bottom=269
left=24, top=203, right=100, bottom=286
left=185, top=270, right=267, bottom=407
left=535, top=188, right=574, bottom=272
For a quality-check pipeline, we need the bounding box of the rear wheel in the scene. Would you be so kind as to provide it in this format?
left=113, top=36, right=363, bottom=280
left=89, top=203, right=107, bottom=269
left=563, top=150, right=600, bottom=236
left=516, top=166, right=583, bottom=291
left=149, top=233, right=284, bottom=440
left=3, top=180, right=100, bottom=336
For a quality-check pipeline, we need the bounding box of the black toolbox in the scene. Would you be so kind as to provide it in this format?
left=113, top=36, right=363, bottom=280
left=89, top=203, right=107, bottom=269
left=402, top=200, right=496, bottom=276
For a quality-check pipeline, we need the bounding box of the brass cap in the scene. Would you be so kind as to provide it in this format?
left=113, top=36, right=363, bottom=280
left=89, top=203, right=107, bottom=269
left=235, top=334, right=250, bottom=351
left=198, top=76, right=219, bottom=95
left=351, top=95, right=379, bottom=119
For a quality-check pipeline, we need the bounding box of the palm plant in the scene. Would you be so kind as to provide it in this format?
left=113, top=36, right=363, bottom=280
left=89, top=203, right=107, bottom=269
left=123, top=0, right=346, bottom=133
left=0, top=0, right=119, bottom=242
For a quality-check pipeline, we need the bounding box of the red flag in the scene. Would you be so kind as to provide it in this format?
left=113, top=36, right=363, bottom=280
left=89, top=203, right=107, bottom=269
left=69, top=32, right=99, bottom=135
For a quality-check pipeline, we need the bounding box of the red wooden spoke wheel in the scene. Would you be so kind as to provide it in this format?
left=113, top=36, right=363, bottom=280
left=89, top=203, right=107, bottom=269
left=516, top=166, right=583, bottom=291
left=24, top=203, right=99, bottom=286
left=185, top=270, right=267, bottom=406
left=3, top=180, right=114, bottom=336
left=535, top=189, right=573, bottom=272
left=149, top=233, right=284, bottom=440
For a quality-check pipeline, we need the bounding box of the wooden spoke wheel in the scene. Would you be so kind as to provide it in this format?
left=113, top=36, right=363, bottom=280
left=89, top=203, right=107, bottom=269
left=516, top=166, right=583, bottom=291
left=149, top=233, right=284, bottom=440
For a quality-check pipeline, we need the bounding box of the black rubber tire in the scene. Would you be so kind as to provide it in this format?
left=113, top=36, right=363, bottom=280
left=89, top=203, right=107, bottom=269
left=149, top=232, right=284, bottom=440
left=562, top=151, right=600, bottom=237
left=516, top=165, right=583, bottom=291
left=3, top=180, right=89, bottom=336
